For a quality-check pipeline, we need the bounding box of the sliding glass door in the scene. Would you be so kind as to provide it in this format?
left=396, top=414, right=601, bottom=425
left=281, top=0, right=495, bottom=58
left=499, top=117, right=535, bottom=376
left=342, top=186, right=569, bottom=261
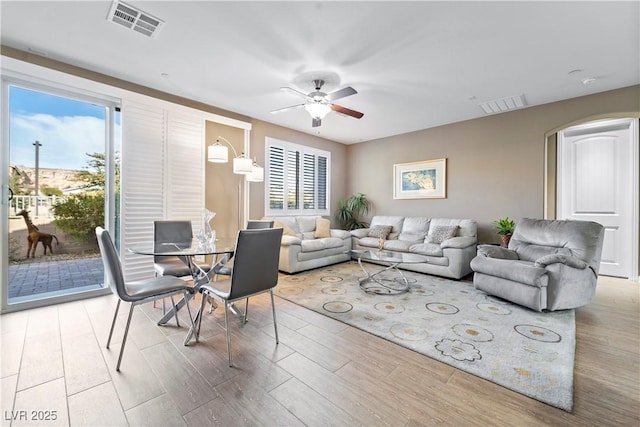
left=1, top=79, right=119, bottom=312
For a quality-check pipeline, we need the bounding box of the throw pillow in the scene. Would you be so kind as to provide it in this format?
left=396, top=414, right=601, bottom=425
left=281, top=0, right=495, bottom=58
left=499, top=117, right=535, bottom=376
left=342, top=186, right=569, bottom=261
left=368, top=225, right=392, bottom=240
left=274, top=219, right=297, bottom=237
left=314, top=218, right=331, bottom=238
left=427, top=225, right=459, bottom=244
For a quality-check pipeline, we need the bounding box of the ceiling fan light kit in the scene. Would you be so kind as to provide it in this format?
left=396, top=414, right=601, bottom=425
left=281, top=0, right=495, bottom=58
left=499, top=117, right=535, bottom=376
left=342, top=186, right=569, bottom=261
left=272, top=79, right=364, bottom=127
left=304, top=102, right=331, bottom=119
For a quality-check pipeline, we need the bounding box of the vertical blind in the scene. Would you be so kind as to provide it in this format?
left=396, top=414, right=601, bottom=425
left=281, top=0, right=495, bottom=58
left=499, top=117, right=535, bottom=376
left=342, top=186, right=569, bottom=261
left=266, top=137, right=330, bottom=216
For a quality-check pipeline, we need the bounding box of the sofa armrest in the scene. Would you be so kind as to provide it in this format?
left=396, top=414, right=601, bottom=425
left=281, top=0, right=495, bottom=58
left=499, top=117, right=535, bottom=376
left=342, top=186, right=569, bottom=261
left=477, top=244, right=519, bottom=260
left=280, top=235, right=302, bottom=246
left=331, top=229, right=351, bottom=239
left=534, top=254, right=589, bottom=270
left=350, top=228, right=370, bottom=239
left=441, top=236, right=476, bottom=249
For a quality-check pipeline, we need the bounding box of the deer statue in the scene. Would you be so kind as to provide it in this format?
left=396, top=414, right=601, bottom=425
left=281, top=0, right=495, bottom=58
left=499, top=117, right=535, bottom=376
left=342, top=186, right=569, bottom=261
left=16, top=210, right=59, bottom=258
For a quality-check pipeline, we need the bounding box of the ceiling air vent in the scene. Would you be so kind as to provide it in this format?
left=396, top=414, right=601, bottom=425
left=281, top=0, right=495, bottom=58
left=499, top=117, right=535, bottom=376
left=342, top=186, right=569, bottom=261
left=107, top=1, right=164, bottom=38
left=479, top=94, right=527, bottom=115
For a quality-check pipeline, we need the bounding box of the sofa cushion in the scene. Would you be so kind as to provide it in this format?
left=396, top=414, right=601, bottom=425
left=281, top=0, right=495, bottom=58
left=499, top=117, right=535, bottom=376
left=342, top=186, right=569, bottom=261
left=427, top=225, right=459, bottom=243
left=299, top=237, right=345, bottom=252
left=314, top=217, right=331, bottom=238
left=399, top=217, right=430, bottom=242
left=430, top=218, right=477, bottom=238
left=513, top=244, right=572, bottom=263
left=323, top=237, right=345, bottom=249
left=370, top=216, right=405, bottom=234
left=368, top=225, right=392, bottom=239
left=384, top=240, right=414, bottom=253
left=297, top=216, right=318, bottom=233
left=409, top=242, right=444, bottom=257
left=358, top=237, right=383, bottom=249
left=273, top=218, right=299, bottom=237
left=301, top=239, right=326, bottom=252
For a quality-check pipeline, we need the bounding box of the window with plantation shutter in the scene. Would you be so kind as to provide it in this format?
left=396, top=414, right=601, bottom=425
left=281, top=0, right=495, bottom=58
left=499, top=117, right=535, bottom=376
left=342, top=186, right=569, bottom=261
left=265, top=137, right=330, bottom=216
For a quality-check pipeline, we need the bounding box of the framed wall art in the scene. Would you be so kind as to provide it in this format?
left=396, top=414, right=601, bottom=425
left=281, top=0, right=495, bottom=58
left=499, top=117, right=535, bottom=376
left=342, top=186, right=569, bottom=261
left=393, top=158, right=447, bottom=199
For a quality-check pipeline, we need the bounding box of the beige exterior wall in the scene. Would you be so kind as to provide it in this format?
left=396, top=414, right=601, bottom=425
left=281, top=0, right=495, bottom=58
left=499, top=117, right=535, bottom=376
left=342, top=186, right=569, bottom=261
left=346, top=85, right=640, bottom=243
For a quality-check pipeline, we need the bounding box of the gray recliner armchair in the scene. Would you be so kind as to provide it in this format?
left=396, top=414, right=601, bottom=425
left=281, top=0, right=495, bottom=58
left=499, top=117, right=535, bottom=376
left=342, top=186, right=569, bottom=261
left=470, top=218, right=605, bottom=311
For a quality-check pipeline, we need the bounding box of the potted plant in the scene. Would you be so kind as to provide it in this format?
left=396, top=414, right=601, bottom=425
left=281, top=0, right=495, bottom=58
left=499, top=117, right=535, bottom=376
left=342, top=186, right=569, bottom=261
left=494, top=217, right=515, bottom=247
left=335, top=193, right=371, bottom=230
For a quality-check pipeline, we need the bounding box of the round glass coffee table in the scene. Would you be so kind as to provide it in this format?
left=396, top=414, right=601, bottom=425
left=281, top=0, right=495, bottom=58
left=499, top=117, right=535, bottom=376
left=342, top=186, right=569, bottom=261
left=348, top=250, right=429, bottom=295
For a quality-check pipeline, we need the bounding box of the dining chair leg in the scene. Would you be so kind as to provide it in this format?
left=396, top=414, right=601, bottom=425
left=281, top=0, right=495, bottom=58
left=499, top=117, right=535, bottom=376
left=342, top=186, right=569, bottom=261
left=116, top=302, right=135, bottom=372
left=270, top=290, right=279, bottom=344
left=170, top=296, right=180, bottom=327
left=243, top=298, right=249, bottom=324
left=107, top=299, right=121, bottom=349
left=183, top=291, right=195, bottom=332
left=224, top=302, right=232, bottom=366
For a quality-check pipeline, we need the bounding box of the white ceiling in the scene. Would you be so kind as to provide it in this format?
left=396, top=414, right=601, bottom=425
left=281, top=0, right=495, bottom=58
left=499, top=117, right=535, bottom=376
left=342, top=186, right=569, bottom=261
left=1, top=1, right=638, bottom=144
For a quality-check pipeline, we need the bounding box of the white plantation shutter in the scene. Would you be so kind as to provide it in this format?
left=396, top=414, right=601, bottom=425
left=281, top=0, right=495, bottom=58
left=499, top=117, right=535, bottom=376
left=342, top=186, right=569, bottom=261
left=268, top=145, right=285, bottom=210
left=166, top=111, right=204, bottom=232
left=317, top=155, right=328, bottom=210
left=120, top=99, right=166, bottom=281
left=120, top=102, right=206, bottom=281
left=265, top=137, right=330, bottom=216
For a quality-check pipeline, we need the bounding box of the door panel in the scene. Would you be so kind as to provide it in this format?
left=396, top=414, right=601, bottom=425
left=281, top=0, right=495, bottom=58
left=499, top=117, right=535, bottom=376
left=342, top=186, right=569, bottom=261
left=559, top=120, right=634, bottom=278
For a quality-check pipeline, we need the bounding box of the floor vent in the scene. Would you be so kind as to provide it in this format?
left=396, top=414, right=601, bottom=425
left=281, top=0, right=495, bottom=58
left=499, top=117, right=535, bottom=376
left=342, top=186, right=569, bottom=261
left=107, top=1, right=163, bottom=38
left=479, top=94, right=527, bottom=115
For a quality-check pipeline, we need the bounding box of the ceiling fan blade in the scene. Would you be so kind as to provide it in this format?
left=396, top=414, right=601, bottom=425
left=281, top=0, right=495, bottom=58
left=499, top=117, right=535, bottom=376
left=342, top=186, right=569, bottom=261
left=331, top=104, right=364, bottom=119
left=312, top=117, right=322, bottom=127
left=281, top=86, right=310, bottom=99
left=326, top=86, right=357, bottom=101
left=270, top=104, right=305, bottom=114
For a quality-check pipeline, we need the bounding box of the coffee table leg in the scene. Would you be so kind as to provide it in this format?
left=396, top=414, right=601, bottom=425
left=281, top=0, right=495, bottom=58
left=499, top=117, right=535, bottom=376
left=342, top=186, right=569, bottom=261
left=357, top=258, right=410, bottom=294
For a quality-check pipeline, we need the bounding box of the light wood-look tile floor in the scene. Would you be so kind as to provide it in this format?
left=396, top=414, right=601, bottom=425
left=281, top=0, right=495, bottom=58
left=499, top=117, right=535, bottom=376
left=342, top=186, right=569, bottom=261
left=1, top=275, right=638, bottom=426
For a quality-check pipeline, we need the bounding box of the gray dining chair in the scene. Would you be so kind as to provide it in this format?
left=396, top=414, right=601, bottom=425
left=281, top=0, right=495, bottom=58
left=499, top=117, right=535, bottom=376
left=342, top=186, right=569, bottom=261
left=208, top=219, right=275, bottom=312
left=246, top=220, right=275, bottom=229
left=153, top=220, right=210, bottom=311
left=96, top=226, right=196, bottom=371
left=195, top=227, right=283, bottom=366
left=154, top=220, right=200, bottom=277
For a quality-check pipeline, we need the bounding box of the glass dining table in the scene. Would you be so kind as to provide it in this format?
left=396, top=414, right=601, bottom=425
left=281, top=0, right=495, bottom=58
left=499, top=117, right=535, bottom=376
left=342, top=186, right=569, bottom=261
left=128, top=238, right=235, bottom=343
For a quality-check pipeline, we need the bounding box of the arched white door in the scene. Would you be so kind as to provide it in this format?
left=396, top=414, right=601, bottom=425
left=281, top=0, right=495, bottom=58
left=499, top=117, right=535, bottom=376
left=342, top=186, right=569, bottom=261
left=558, top=118, right=638, bottom=279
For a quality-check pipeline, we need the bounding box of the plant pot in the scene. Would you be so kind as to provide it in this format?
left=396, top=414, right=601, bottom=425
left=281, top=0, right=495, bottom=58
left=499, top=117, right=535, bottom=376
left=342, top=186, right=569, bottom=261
left=500, top=234, right=512, bottom=248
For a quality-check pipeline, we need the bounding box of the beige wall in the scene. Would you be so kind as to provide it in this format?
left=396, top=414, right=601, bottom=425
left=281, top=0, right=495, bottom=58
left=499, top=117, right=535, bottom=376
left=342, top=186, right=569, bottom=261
left=247, top=119, right=349, bottom=226
left=3, top=46, right=638, bottom=246
left=2, top=46, right=348, bottom=228
left=204, top=122, right=245, bottom=239
left=347, top=85, right=640, bottom=243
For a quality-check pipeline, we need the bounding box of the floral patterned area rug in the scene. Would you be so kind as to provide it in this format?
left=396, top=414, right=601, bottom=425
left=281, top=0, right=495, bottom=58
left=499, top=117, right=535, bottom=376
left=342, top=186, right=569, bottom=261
left=276, top=261, right=575, bottom=411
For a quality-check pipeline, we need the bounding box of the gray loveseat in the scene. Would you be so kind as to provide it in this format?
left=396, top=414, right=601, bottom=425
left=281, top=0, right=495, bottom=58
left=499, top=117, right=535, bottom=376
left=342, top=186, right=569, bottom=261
left=470, top=218, right=605, bottom=311
left=350, top=215, right=477, bottom=279
left=263, top=216, right=352, bottom=274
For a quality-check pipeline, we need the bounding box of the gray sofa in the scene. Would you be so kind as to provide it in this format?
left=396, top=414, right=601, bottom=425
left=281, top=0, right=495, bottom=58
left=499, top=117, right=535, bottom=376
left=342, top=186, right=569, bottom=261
left=263, top=216, right=352, bottom=273
left=350, top=215, right=477, bottom=279
left=470, top=218, right=605, bottom=311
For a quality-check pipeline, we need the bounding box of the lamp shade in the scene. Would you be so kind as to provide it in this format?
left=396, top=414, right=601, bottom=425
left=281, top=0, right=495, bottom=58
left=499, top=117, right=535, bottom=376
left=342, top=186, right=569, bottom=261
left=208, top=144, right=228, bottom=163
left=233, top=156, right=253, bottom=174
left=304, top=102, right=331, bottom=119
left=247, top=164, right=264, bottom=182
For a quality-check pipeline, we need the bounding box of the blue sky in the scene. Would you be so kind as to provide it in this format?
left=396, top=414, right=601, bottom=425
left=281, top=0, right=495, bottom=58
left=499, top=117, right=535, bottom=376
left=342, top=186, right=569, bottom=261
left=9, top=86, right=120, bottom=170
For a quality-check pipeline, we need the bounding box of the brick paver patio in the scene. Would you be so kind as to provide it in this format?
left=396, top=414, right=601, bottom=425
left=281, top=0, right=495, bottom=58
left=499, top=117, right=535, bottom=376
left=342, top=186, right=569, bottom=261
left=8, top=255, right=105, bottom=300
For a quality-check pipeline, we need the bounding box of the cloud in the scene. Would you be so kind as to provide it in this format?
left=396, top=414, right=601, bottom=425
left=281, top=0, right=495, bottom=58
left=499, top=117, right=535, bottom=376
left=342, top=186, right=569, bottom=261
left=9, top=113, right=120, bottom=170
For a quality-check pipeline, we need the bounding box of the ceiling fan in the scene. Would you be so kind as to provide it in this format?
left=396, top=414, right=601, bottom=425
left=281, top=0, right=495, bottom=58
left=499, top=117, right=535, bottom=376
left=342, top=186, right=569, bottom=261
left=271, top=79, right=364, bottom=127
